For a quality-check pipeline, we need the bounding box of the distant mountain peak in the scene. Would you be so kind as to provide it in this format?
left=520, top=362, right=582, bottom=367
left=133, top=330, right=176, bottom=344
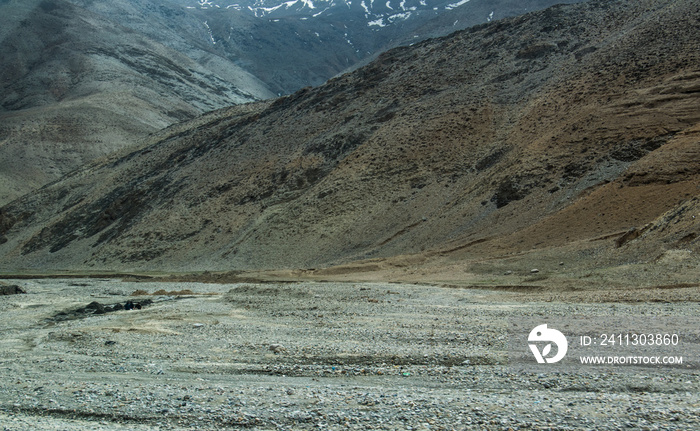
left=188, top=0, right=467, bottom=22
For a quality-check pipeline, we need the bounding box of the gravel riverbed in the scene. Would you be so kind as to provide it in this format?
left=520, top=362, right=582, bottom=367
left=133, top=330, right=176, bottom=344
left=0, top=279, right=698, bottom=430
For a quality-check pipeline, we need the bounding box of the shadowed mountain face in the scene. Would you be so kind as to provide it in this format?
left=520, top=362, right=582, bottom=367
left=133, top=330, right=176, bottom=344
left=0, top=0, right=698, bottom=273
left=0, top=0, right=273, bottom=205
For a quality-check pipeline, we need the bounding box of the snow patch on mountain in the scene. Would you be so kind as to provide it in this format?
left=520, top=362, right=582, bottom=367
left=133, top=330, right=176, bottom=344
left=187, top=0, right=489, bottom=27
left=368, top=17, right=386, bottom=27
left=388, top=11, right=411, bottom=21
left=445, top=0, right=470, bottom=11
left=361, top=0, right=370, bottom=15
left=203, top=20, right=216, bottom=44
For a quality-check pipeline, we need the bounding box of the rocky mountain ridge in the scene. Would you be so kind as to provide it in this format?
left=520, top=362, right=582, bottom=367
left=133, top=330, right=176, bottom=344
left=0, top=0, right=698, bottom=275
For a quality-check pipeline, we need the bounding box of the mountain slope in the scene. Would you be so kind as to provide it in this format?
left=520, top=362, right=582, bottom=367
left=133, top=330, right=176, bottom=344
left=0, top=0, right=581, bottom=206
left=0, top=0, right=698, bottom=273
left=67, top=0, right=585, bottom=96
left=0, top=0, right=273, bottom=205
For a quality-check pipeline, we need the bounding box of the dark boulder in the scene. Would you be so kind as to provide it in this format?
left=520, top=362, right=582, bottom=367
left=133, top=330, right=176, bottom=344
left=0, top=285, right=26, bottom=295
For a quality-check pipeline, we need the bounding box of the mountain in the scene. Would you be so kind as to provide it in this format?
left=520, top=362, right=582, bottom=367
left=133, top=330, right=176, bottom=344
left=0, top=0, right=583, bottom=206
left=0, top=0, right=698, bottom=275
left=0, top=0, right=273, bottom=205
left=66, top=0, right=586, bottom=96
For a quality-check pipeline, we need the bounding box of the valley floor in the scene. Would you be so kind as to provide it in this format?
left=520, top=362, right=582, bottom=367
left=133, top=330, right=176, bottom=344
left=0, top=278, right=698, bottom=430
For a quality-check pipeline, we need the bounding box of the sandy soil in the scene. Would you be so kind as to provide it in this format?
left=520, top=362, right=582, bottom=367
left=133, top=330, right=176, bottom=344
left=0, top=278, right=699, bottom=430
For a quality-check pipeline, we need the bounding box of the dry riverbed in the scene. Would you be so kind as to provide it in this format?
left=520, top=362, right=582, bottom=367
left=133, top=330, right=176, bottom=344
left=0, top=279, right=699, bottom=430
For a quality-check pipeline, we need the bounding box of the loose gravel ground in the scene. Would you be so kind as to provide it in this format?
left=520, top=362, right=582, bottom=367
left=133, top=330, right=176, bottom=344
left=0, top=279, right=698, bottom=430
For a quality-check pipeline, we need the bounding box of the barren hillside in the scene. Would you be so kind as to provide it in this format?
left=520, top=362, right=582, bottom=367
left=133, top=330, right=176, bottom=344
left=0, top=0, right=272, bottom=205
left=0, top=0, right=580, bottom=206
left=0, top=0, right=698, bottom=275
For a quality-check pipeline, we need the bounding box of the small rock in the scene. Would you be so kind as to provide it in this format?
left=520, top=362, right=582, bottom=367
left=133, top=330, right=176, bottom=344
left=85, top=301, right=106, bottom=314
left=269, top=344, right=286, bottom=354
left=530, top=269, right=540, bottom=273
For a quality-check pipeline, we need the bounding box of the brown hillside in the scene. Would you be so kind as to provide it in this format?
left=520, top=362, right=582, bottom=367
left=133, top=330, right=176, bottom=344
left=0, top=0, right=698, bottom=276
